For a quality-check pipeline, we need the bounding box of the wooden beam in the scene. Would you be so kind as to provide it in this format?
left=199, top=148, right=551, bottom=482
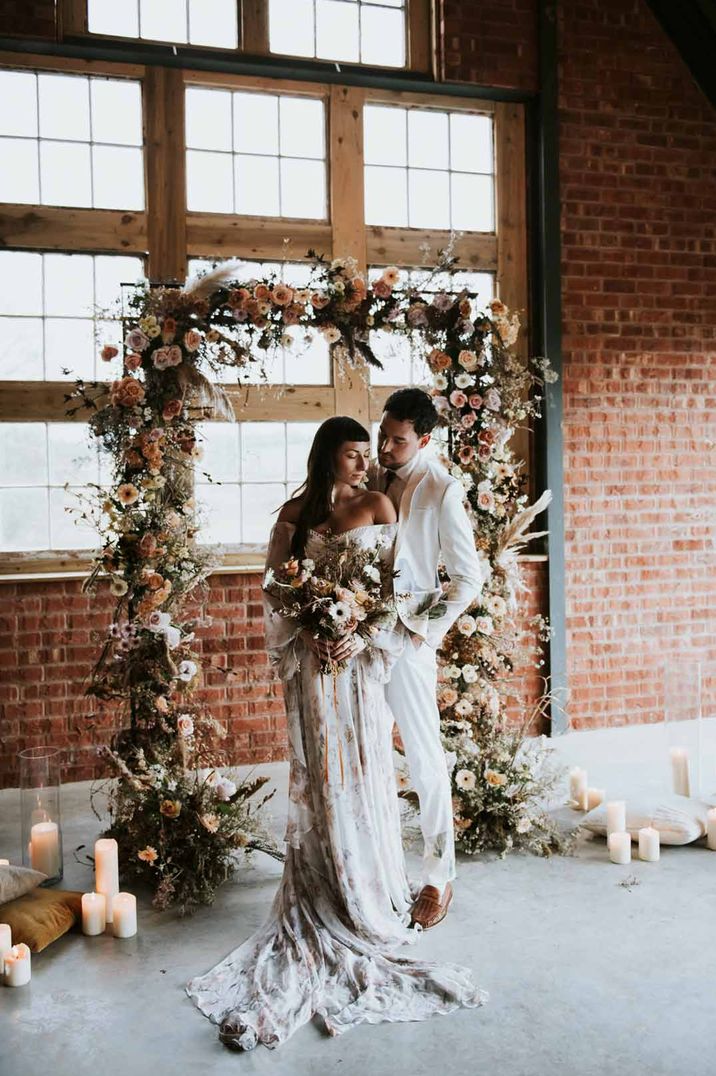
left=143, top=66, right=187, bottom=282
left=240, top=0, right=270, bottom=55
left=57, top=0, right=87, bottom=37
left=362, top=85, right=496, bottom=112
left=0, top=382, right=109, bottom=422
left=366, top=228, right=497, bottom=269
left=183, top=68, right=327, bottom=97
left=187, top=214, right=332, bottom=261
left=0, top=205, right=147, bottom=254
left=0, top=50, right=144, bottom=78
left=328, top=84, right=370, bottom=426
left=408, top=0, right=433, bottom=75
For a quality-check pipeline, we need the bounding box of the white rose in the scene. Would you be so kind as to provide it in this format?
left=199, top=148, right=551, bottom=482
left=456, top=615, right=476, bottom=637
left=455, top=768, right=477, bottom=790
left=164, top=625, right=182, bottom=649
left=461, top=664, right=478, bottom=684
left=178, top=659, right=198, bottom=682
left=454, top=372, right=473, bottom=390
left=475, top=616, right=494, bottom=636
left=486, top=594, right=507, bottom=618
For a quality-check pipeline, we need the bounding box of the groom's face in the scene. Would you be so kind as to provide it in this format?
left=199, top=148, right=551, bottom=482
left=377, top=413, right=430, bottom=470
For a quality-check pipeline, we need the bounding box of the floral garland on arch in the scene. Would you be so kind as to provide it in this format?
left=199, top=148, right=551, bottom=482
left=67, top=251, right=566, bottom=913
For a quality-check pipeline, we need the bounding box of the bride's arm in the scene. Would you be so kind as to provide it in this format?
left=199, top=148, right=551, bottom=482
left=263, top=520, right=304, bottom=676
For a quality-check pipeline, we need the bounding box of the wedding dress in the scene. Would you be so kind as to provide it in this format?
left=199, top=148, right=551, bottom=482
left=185, top=522, right=487, bottom=1050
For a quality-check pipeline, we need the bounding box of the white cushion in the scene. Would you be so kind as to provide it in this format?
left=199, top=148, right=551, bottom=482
left=581, top=794, right=714, bottom=846
left=0, top=864, right=48, bottom=903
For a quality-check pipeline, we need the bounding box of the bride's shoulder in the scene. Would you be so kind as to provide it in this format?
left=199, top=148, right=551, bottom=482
left=276, top=497, right=303, bottom=524
left=360, top=489, right=397, bottom=525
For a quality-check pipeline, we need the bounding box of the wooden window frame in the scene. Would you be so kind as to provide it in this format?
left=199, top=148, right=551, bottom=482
left=59, top=0, right=435, bottom=77
left=0, top=49, right=527, bottom=579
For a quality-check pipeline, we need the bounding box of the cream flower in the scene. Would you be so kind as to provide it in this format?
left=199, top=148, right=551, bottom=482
left=461, top=664, right=478, bottom=684
left=486, top=594, right=507, bottom=618
left=457, top=614, right=476, bottom=637
left=117, top=482, right=140, bottom=506
left=321, top=326, right=341, bottom=344
left=177, top=714, right=194, bottom=737
left=200, top=814, right=220, bottom=833
left=485, top=768, right=507, bottom=787
left=455, top=697, right=474, bottom=717
left=455, top=769, right=477, bottom=791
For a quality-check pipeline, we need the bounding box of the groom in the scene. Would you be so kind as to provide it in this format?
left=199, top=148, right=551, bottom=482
left=368, top=388, right=489, bottom=929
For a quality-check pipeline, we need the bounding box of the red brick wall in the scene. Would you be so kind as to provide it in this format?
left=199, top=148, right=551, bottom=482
left=438, top=0, right=539, bottom=93
left=0, top=564, right=545, bottom=788
left=559, top=0, right=716, bottom=729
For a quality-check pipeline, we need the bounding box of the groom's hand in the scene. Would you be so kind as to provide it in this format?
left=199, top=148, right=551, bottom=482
left=327, top=633, right=366, bottom=662
left=300, top=629, right=333, bottom=662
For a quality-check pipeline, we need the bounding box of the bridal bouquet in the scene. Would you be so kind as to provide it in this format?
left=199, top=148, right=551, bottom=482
left=263, top=534, right=397, bottom=675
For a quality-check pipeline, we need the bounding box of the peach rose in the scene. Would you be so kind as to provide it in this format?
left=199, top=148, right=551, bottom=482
left=253, top=283, right=271, bottom=301
left=458, top=349, right=478, bottom=371
left=124, top=352, right=142, bottom=372
left=271, top=283, right=294, bottom=306
left=117, top=483, right=140, bottom=506
left=161, top=316, right=176, bottom=342
left=138, top=533, right=157, bottom=558
left=101, top=345, right=118, bottom=362
left=162, top=398, right=183, bottom=421
left=310, top=292, right=330, bottom=310
left=183, top=329, right=202, bottom=352
left=145, top=571, right=165, bottom=591
left=449, top=390, right=467, bottom=409
left=110, top=376, right=146, bottom=408
left=469, top=393, right=483, bottom=409
left=428, top=349, right=452, bottom=372
left=159, top=799, right=182, bottom=818
left=372, top=278, right=392, bottom=299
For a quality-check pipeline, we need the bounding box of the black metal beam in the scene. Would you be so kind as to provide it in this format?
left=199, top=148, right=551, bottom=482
left=645, top=0, right=716, bottom=109
left=533, top=0, right=568, bottom=735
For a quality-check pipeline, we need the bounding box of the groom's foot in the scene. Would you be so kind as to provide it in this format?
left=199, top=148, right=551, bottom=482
left=410, top=882, right=453, bottom=929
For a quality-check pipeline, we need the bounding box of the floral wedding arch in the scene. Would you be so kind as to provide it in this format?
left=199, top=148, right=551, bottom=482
left=68, top=252, right=565, bottom=913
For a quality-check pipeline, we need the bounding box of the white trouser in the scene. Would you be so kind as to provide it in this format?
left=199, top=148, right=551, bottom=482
left=385, top=638, right=456, bottom=893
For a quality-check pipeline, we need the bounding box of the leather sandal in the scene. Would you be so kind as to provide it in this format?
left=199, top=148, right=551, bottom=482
left=409, top=882, right=453, bottom=929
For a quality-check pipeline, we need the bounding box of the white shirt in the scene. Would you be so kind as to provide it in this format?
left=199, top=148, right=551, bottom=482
left=381, top=451, right=422, bottom=514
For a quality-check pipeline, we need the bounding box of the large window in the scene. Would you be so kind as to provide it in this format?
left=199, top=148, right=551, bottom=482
left=87, top=0, right=239, bottom=49
left=0, top=52, right=528, bottom=577
left=268, top=0, right=406, bottom=67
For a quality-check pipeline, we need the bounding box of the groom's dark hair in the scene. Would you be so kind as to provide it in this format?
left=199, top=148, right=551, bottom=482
left=383, top=388, right=439, bottom=437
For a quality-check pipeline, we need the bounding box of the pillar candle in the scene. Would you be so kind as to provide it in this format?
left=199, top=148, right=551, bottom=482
left=608, top=831, right=631, bottom=865
left=81, top=892, right=107, bottom=936
left=2, top=944, right=31, bottom=987
left=0, top=859, right=9, bottom=865
left=30, top=821, right=60, bottom=878
left=707, top=808, right=716, bottom=851
left=638, top=826, right=660, bottom=862
left=587, top=788, right=605, bottom=811
left=606, top=800, right=626, bottom=837
left=670, top=746, right=691, bottom=797
left=569, top=767, right=589, bottom=810
left=112, top=893, right=137, bottom=939
left=0, top=924, right=11, bottom=975
left=95, top=838, right=119, bottom=923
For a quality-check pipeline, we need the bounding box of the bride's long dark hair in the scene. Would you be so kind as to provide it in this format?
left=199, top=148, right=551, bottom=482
left=287, top=415, right=370, bottom=557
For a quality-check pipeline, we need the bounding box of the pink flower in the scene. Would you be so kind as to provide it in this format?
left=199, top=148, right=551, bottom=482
left=432, top=395, right=449, bottom=413
left=162, top=398, right=183, bottom=421
left=183, top=329, right=202, bottom=352
left=125, top=328, right=149, bottom=352
left=372, top=278, right=393, bottom=299
left=100, top=345, right=118, bottom=362
left=478, top=444, right=493, bottom=461
left=381, top=266, right=400, bottom=286
left=449, top=390, right=467, bottom=409
left=484, top=388, right=501, bottom=411
left=478, top=490, right=495, bottom=512
left=125, top=353, right=142, bottom=371
left=469, top=393, right=483, bottom=409
left=407, top=304, right=428, bottom=327
left=431, top=293, right=454, bottom=312
left=458, top=445, right=474, bottom=464
left=271, top=284, right=294, bottom=306
left=153, top=345, right=182, bottom=370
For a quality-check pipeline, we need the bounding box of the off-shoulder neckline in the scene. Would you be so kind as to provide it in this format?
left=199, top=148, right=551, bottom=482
left=273, top=521, right=397, bottom=537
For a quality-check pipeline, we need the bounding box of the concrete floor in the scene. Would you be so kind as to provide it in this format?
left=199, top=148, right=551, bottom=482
left=1, top=721, right=716, bottom=1076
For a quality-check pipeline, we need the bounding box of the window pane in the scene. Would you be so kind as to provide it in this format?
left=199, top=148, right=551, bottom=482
left=195, top=422, right=240, bottom=483
left=408, top=169, right=450, bottom=229
left=38, top=74, right=90, bottom=141
left=233, top=92, right=279, bottom=155
left=0, top=424, right=47, bottom=486
left=0, top=488, right=49, bottom=551
left=242, top=482, right=285, bottom=543
left=315, top=0, right=359, bottom=62
left=40, top=142, right=92, bottom=207
left=450, top=173, right=494, bottom=231
left=90, top=79, right=143, bottom=146
left=242, top=422, right=285, bottom=482
left=44, top=318, right=95, bottom=380
left=0, top=139, right=39, bottom=203
left=187, top=150, right=234, bottom=212
left=235, top=155, right=280, bottom=216
left=268, top=0, right=315, bottom=57
left=140, top=0, right=188, bottom=42
left=88, top=0, right=139, bottom=36
left=361, top=6, right=405, bottom=66
left=44, top=254, right=94, bottom=317
left=365, top=164, right=407, bottom=226
left=196, top=482, right=242, bottom=545
left=283, top=328, right=330, bottom=384
left=279, top=97, right=324, bottom=160
left=94, top=256, right=145, bottom=314
left=286, top=422, right=320, bottom=481
left=92, top=145, right=145, bottom=210
left=450, top=113, right=493, bottom=174
left=280, top=158, right=326, bottom=219
left=48, top=424, right=98, bottom=485
left=0, top=70, right=38, bottom=136
left=50, top=485, right=98, bottom=549
left=364, top=105, right=406, bottom=167
left=0, top=252, right=43, bottom=316
left=369, top=331, right=412, bottom=386
left=186, top=87, right=232, bottom=152
left=188, top=0, right=238, bottom=47
left=408, top=110, right=448, bottom=170
left=0, top=318, right=43, bottom=379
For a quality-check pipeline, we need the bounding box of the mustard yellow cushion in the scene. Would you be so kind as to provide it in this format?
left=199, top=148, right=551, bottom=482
left=0, top=888, right=83, bottom=952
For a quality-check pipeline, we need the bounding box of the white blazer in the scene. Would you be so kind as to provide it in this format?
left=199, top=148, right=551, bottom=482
left=368, top=454, right=490, bottom=648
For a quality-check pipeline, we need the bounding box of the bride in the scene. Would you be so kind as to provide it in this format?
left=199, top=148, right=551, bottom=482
left=185, top=416, right=487, bottom=1050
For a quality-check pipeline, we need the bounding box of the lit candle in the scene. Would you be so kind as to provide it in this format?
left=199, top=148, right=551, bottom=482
left=606, top=800, right=626, bottom=837
left=30, top=821, right=60, bottom=878
left=670, top=746, right=691, bottom=797
left=638, top=826, right=660, bottom=862
left=81, top=892, right=107, bottom=936
left=95, top=838, right=119, bottom=923
left=608, top=831, right=631, bottom=865
left=587, top=788, right=605, bottom=811
left=707, top=808, right=716, bottom=851
left=112, top=893, right=137, bottom=939
left=569, top=767, right=589, bottom=810
left=0, top=859, right=9, bottom=865
left=0, top=924, right=11, bottom=975
left=2, top=943, right=31, bottom=987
